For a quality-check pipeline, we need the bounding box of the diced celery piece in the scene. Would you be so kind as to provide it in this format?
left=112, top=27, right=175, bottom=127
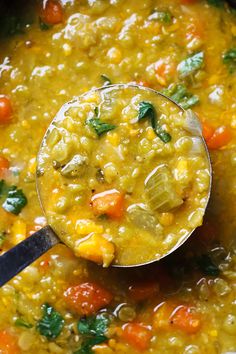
left=144, top=165, right=183, bottom=212
left=127, top=203, right=157, bottom=230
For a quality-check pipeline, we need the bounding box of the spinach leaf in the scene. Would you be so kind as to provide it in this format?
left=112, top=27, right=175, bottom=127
left=149, top=10, right=172, bottom=23
left=37, top=303, right=64, bottom=339
left=74, top=336, right=107, bottom=354
left=86, top=107, right=116, bottom=136
left=162, top=83, right=199, bottom=109
left=138, top=101, right=171, bottom=143
left=75, top=313, right=110, bottom=354
left=15, top=318, right=33, bottom=329
left=197, top=254, right=220, bottom=276
left=177, top=52, right=204, bottom=78
left=78, top=313, right=110, bottom=336
left=101, top=74, right=112, bottom=86
left=0, top=231, right=6, bottom=247
left=223, top=48, right=236, bottom=73
left=0, top=180, right=27, bottom=215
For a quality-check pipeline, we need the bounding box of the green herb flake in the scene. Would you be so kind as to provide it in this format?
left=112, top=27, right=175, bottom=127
left=177, top=52, right=204, bottom=78
left=37, top=303, right=64, bottom=340
left=149, top=10, right=172, bottom=23
left=0, top=180, right=27, bottom=215
left=86, top=107, right=116, bottom=136
left=78, top=313, right=110, bottom=336
left=223, top=48, right=236, bottom=73
left=137, top=101, right=171, bottom=143
left=197, top=254, right=220, bottom=276
left=162, top=83, right=200, bottom=110
left=75, top=313, right=110, bottom=354
left=2, top=187, right=27, bottom=215
left=101, top=74, right=112, bottom=86
left=15, top=318, right=33, bottom=329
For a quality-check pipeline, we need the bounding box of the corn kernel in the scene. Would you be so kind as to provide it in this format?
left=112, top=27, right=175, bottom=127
left=11, top=220, right=26, bottom=244
left=21, top=120, right=30, bottom=128
left=209, top=329, right=218, bottom=337
left=75, top=219, right=104, bottom=235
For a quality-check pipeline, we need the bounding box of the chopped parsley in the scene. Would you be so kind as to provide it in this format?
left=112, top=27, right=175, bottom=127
left=86, top=107, right=116, bottom=136
left=223, top=48, right=236, bottom=73
left=177, top=52, right=204, bottom=78
left=75, top=313, right=110, bottom=354
left=138, top=101, right=171, bottom=143
left=37, top=303, right=64, bottom=340
left=162, top=83, right=200, bottom=109
left=0, top=180, right=27, bottom=215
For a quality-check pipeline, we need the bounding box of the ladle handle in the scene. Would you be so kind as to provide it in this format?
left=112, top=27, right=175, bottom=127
left=0, top=225, right=59, bottom=287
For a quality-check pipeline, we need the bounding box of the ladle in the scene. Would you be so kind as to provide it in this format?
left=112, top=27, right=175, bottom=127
left=0, top=84, right=212, bottom=287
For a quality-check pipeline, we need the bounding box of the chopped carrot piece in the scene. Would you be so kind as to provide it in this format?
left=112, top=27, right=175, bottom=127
left=122, top=323, right=152, bottom=351
left=128, top=281, right=159, bottom=302
left=186, top=18, right=204, bottom=41
left=0, top=156, right=9, bottom=170
left=155, top=60, right=176, bottom=87
left=0, top=96, right=12, bottom=124
left=169, top=305, right=201, bottom=334
left=202, top=122, right=214, bottom=142
left=136, top=81, right=150, bottom=87
left=91, top=189, right=124, bottom=219
left=41, top=0, right=63, bottom=25
left=0, top=330, right=20, bottom=354
left=206, top=125, right=232, bottom=150
left=64, top=282, right=113, bottom=315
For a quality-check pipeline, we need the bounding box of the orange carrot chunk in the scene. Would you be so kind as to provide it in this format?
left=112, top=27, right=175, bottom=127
left=169, top=305, right=201, bottom=334
left=91, top=189, right=124, bottom=219
left=0, top=330, right=20, bottom=354
left=0, top=96, right=12, bottom=124
left=202, top=122, right=214, bottom=142
left=206, top=125, right=232, bottom=150
left=41, top=0, right=63, bottom=25
left=128, top=281, right=159, bottom=302
left=0, top=156, right=10, bottom=171
left=64, top=282, right=113, bottom=315
left=122, top=323, right=152, bottom=351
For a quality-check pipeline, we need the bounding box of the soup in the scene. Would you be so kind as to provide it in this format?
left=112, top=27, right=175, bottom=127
left=0, top=0, right=235, bottom=353
left=37, top=85, right=210, bottom=266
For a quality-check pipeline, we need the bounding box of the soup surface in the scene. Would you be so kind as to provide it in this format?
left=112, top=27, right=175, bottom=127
left=0, top=0, right=236, bottom=353
left=37, top=85, right=210, bottom=266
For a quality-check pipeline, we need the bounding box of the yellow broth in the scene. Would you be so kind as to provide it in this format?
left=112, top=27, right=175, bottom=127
left=0, top=0, right=235, bottom=353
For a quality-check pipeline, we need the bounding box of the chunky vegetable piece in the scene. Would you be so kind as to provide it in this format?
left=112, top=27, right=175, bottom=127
left=0, top=330, right=20, bottom=354
left=121, top=323, right=152, bottom=351
left=177, top=52, right=204, bottom=78
left=64, top=282, right=113, bottom=315
left=91, top=190, right=124, bottom=219
left=0, top=96, right=12, bottom=124
left=40, top=0, right=63, bottom=25
left=169, top=305, right=201, bottom=334
left=37, top=303, right=64, bottom=339
left=0, top=180, right=27, bottom=215
left=206, top=125, right=232, bottom=150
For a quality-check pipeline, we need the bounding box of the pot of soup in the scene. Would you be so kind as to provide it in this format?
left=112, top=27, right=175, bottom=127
left=0, top=0, right=235, bottom=353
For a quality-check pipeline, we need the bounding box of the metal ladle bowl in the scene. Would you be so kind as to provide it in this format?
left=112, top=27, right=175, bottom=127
left=0, top=84, right=212, bottom=286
